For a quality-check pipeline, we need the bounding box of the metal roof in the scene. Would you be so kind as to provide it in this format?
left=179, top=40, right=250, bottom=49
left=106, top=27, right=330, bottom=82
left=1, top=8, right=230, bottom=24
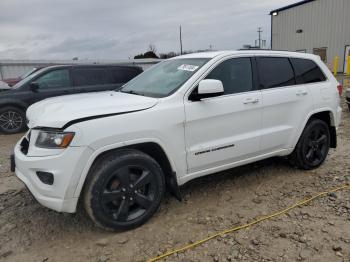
left=269, top=0, right=316, bottom=15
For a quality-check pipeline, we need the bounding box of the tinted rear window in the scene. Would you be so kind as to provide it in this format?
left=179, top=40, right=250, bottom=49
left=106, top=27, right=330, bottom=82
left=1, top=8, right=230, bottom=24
left=109, top=67, right=140, bottom=84
left=291, top=58, right=326, bottom=84
left=73, top=68, right=108, bottom=86
left=257, top=57, right=295, bottom=89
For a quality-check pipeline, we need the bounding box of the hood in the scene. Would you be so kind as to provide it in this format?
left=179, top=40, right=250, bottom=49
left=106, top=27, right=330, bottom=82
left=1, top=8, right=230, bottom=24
left=27, top=91, right=159, bottom=129
left=2, top=78, right=20, bottom=87
left=0, top=81, right=12, bottom=90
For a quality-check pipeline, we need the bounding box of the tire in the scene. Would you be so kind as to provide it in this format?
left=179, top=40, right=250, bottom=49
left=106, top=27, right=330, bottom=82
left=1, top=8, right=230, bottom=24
left=83, top=149, right=165, bottom=231
left=348, top=103, right=350, bottom=112
left=289, top=119, right=330, bottom=170
left=0, top=106, right=26, bottom=134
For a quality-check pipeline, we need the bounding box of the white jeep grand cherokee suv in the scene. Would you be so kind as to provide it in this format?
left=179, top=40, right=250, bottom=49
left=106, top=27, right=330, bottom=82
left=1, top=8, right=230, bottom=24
left=12, top=51, right=342, bottom=230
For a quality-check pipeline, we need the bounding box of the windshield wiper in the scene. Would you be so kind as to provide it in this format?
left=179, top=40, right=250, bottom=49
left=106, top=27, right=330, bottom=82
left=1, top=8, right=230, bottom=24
left=120, top=90, right=144, bottom=96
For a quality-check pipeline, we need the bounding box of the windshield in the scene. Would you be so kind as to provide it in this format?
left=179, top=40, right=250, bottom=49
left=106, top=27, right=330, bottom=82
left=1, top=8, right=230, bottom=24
left=20, top=67, right=40, bottom=79
left=12, top=67, right=48, bottom=89
left=120, top=58, right=209, bottom=98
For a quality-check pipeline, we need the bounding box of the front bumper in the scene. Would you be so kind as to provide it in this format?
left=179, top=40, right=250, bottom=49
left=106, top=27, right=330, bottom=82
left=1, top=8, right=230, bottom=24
left=13, top=139, right=93, bottom=213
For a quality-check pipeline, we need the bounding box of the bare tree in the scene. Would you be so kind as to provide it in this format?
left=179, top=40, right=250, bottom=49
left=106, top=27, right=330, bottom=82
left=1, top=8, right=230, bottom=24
left=148, top=44, right=157, bottom=54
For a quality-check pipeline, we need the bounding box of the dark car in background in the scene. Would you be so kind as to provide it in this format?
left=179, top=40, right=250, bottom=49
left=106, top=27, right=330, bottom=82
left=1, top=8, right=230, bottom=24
left=0, top=64, right=143, bottom=134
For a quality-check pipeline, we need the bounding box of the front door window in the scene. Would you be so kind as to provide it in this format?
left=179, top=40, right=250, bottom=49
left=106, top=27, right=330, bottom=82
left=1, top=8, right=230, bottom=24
left=205, top=57, right=253, bottom=95
left=35, top=69, right=71, bottom=89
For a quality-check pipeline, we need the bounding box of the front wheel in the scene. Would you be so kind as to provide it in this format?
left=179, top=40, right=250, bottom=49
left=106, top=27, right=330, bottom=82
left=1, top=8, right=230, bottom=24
left=83, top=149, right=165, bottom=231
left=0, top=106, right=27, bottom=134
left=289, top=119, right=330, bottom=170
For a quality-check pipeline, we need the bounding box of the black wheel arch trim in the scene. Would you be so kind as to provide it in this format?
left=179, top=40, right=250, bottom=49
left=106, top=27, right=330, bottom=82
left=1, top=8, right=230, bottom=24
left=168, top=171, right=182, bottom=201
left=307, top=110, right=337, bottom=148
left=329, top=125, right=337, bottom=148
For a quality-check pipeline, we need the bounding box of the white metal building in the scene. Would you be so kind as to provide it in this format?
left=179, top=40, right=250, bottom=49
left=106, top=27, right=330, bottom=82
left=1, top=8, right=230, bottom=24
left=270, top=0, right=350, bottom=73
left=0, top=58, right=160, bottom=80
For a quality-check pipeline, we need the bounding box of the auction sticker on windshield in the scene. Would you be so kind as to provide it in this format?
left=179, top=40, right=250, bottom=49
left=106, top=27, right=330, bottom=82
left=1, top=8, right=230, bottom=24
left=178, top=64, right=199, bottom=72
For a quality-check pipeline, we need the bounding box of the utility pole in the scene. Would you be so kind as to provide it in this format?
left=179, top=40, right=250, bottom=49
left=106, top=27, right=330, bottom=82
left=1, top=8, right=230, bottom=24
left=179, top=26, right=183, bottom=55
left=257, top=27, right=262, bottom=49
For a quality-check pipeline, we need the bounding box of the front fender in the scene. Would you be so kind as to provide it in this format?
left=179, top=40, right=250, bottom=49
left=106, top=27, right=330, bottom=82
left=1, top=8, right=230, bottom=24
left=72, top=138, right=177, bottom=198
left=0, top=98, right=29, bottom=110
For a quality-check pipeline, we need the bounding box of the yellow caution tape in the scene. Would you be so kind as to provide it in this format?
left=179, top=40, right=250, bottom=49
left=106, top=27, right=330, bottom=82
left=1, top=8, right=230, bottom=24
left=147, top=183, right=350, bottom=262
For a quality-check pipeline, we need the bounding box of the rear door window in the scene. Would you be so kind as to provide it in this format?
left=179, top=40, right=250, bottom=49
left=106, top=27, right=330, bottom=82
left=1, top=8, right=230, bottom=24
left=290, top=58, right=326, bottom=84
left=109, top=67, right=141, bottom=84
left=73, top=68, right=108, bottom=86
left=257, top=57, right=295, bottom=89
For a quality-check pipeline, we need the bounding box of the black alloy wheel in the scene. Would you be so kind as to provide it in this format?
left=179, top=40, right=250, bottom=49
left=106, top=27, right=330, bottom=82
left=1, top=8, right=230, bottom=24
left=303, top=127, right=328, bottom=166
left=100, top=165, right=156, bottom=222
left=289, top=119, right=330, bottom=170
left=84, top=149, right=165, bottom=231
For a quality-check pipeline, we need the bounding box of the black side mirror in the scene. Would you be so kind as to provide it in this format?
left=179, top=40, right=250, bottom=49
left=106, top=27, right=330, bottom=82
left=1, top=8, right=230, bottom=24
left=29, top=82, right=39, bottom=92
left=189, top=91, right=224, bottom=101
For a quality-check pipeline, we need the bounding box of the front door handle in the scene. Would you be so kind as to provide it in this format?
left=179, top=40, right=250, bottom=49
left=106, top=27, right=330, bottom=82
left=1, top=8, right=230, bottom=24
left=296, top=90, right=308, bottom=96
left=243, top=97, right=259, bottom=104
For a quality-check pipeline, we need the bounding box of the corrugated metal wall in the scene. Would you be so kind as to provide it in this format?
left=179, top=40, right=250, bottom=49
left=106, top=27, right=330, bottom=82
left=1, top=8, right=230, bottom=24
left=271, top=0, right=350, bottom=72
left=0, top=59, right=161, bottom=80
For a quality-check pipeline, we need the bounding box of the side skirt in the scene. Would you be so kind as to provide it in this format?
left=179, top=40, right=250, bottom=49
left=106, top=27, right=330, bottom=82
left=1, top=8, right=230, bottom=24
left=178, top=148, right=293, bottom=186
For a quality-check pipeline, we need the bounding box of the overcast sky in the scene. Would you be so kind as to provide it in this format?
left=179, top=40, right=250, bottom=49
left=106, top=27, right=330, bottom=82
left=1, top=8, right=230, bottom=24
left=0, top=0, right=296, bottom=60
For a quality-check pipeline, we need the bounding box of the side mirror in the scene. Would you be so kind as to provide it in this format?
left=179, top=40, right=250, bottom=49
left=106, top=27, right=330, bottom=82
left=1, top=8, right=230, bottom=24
left=190, top=79, right=224, bottom=101
left=29, top=82, right=39, bottom=92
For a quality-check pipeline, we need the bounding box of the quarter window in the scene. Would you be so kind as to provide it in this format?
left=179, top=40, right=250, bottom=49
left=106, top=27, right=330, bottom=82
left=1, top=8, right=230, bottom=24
left=35, top=69, right=71, bottom=89
left=257, top=57, right=295, bottom=89
left=291, top=58, right=326, bottom=84
left=74, top=68, right=108, bottom=86
left=205, top=58, right=253, bottom=94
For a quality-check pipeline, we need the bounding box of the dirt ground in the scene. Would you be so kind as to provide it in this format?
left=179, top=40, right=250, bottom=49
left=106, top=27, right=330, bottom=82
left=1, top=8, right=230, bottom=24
left=1, top=81, right=350, bottom=262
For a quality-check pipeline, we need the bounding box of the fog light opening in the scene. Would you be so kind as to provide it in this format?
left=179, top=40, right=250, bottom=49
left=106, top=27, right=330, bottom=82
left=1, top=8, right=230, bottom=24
left=36, top=171, right=54, bottom=185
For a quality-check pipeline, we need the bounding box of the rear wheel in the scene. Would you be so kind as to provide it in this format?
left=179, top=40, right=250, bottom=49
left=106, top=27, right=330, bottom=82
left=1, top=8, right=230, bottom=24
left=348, top=103, right=350, bottom=111
left=289, top=119, right=330, bottom=170
left=83, top=149, right=165, bottom=231
left=0, top=106, right=26, bottom=134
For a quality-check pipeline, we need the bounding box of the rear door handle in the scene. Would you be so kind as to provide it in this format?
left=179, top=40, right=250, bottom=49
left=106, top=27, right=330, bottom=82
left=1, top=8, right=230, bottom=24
left=243, top=98, right=259, bottom=104
left=296, top=90, right=308, bottom=96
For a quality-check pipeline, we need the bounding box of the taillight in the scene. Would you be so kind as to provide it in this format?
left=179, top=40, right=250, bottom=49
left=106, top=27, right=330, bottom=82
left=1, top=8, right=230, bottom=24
left=337, top=84, right=343, bottom=97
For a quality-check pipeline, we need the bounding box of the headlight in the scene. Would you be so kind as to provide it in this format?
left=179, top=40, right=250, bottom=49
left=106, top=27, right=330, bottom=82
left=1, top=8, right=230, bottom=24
left=35, top=131, right=75, bottom=149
